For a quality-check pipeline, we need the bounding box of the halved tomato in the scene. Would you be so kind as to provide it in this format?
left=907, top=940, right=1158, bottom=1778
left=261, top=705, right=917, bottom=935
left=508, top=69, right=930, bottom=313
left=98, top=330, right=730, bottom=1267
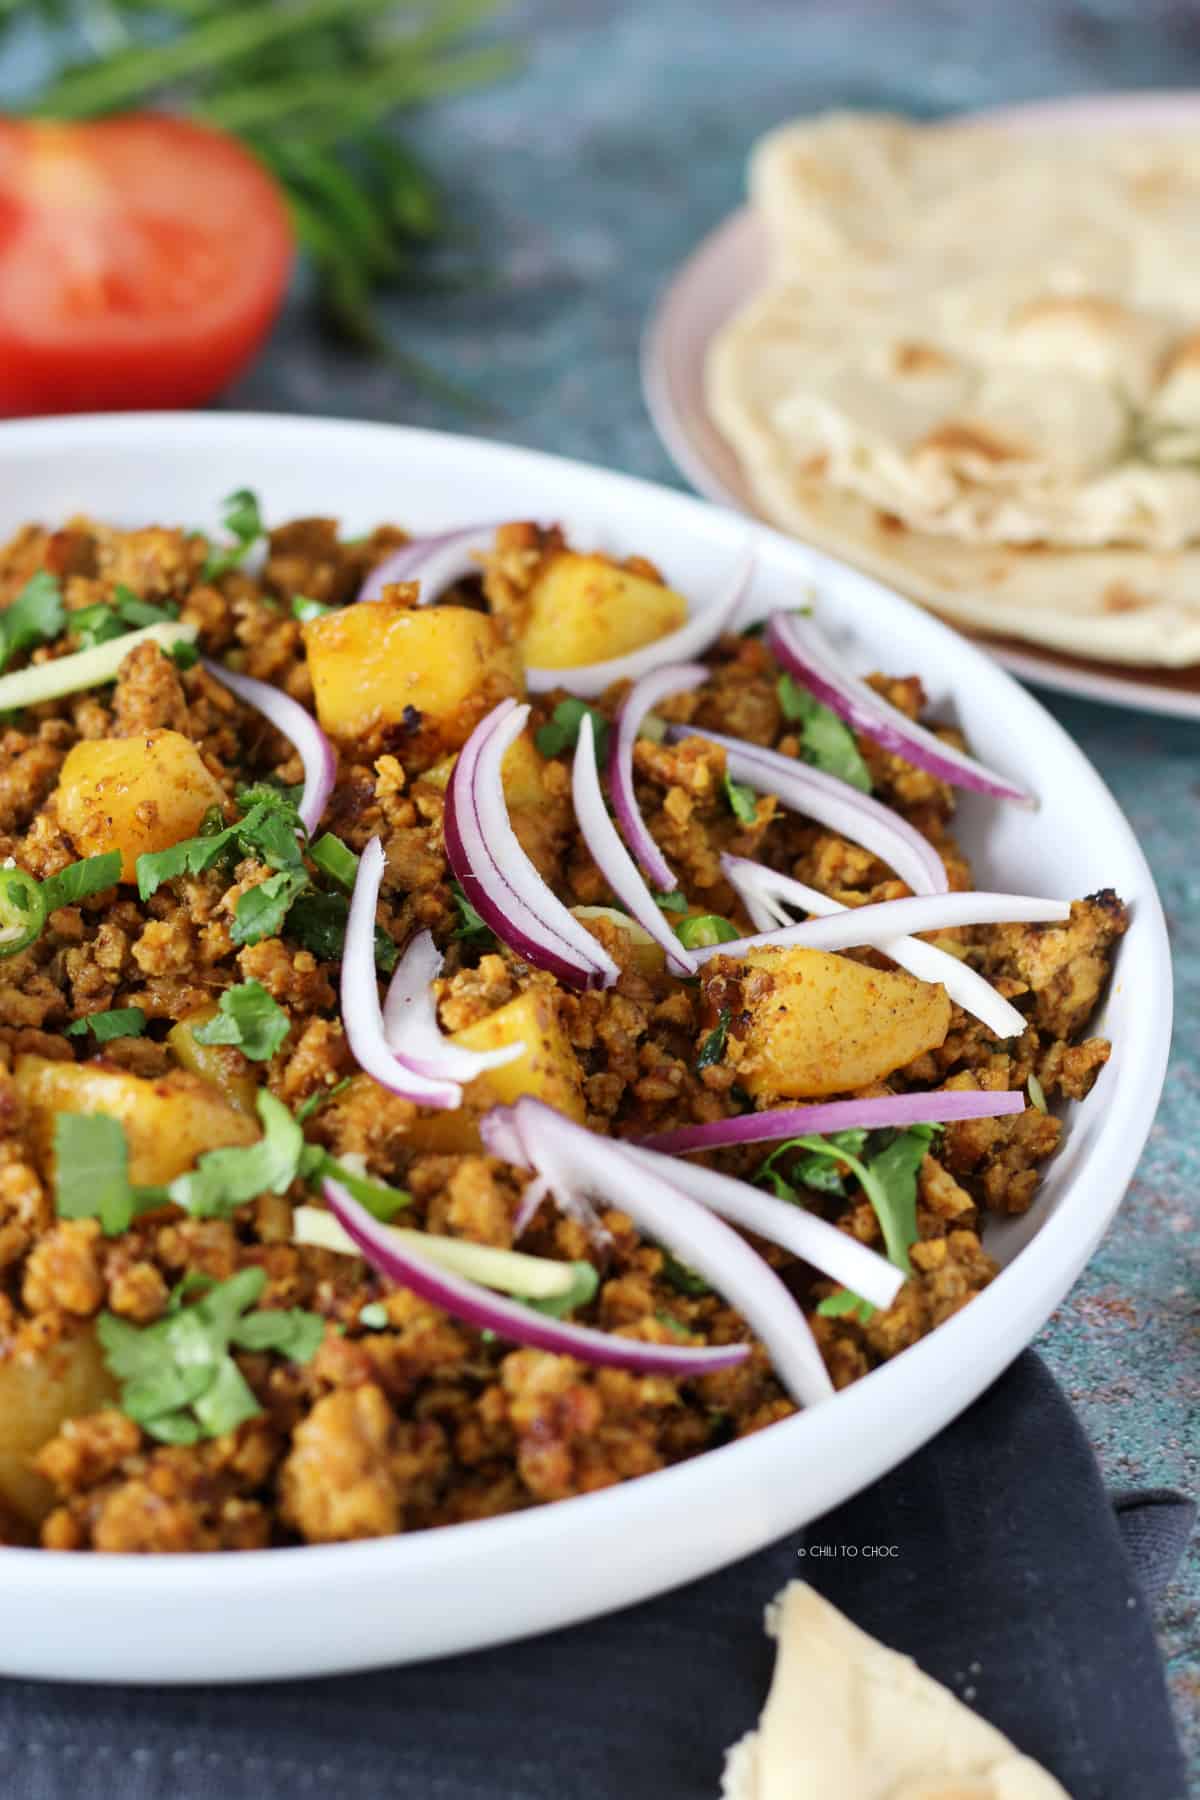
left=0, top=114, right=294, bottom=415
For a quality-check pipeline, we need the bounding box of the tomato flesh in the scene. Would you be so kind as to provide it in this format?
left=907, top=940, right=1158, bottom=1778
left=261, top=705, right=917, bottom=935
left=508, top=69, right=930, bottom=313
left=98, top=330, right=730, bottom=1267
left=0, top=115, right=294, bottom=415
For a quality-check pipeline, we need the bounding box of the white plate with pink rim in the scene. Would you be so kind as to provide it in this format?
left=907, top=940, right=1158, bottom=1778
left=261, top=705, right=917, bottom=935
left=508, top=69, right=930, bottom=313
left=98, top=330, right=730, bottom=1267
left=0, top=412, right=1171, bottom=1684
left=641, top=89, right=1200, bottom=722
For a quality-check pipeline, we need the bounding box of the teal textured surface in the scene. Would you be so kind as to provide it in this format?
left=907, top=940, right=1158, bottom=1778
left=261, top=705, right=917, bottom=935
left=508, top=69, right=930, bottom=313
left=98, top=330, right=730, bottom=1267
left=4, top=0, right=1198, bottom=1770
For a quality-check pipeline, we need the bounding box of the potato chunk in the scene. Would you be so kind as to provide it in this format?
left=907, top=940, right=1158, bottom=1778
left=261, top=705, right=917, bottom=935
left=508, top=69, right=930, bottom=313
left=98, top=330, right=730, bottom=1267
left=0, top=1328, right=117, bottom=1525
left=15, top=1055, right=258, bottom=1186
left=407, top=989, right=585, bottom=1153
left=55, top=729, right=224, bottom=884
left=729, top=947, right=951, bottom=1099
left=304, top=601, right=523, bottom=755
left=166, top=1005, right=259, bottom=1114
left=519, top=553, right=687, bottom=669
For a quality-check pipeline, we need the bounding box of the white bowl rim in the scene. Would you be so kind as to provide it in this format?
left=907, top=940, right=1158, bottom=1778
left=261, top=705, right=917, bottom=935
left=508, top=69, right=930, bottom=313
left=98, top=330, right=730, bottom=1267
left=0, top=414, right=1171, bottom=1674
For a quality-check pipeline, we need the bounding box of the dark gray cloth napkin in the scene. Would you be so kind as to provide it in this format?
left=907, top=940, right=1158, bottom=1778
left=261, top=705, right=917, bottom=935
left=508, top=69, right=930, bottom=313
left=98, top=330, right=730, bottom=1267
left=0, top=1350, right=1191, bottom=1800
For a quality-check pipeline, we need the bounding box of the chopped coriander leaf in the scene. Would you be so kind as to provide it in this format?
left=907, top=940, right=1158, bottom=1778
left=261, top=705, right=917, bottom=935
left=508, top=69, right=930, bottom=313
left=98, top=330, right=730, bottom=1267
left=816, top=1288, right=876, bottom=1323
left=767, top=1123, right=939, bottom=1275
left=285, top=888, right=399, bottom=973
left=777, top=675, right=872, bottom=793
left=232, top=867, right=310, bottom=946
left=0, top=865, right=46, bottom=958
left=309, top=832, right=360, bottom=890
left=41, top=851, right=122, bottom=913
left=137, top=820, right=238, bottom=900
left=65, top=1007, right=146, bottom=1044
left=449, top=879, right=493, bottom=946
left=295, top=1076, right=353, bottom=1124
left=675, top=912, right=739, bottom=950
left=662, top=1253, right=712, bottom=1296
left=358, top=1301, right=389, bottom=1330
left=193, top=981, right=289, bottom=1062
left=525, top=1260, right=599, bottom=1319
left=654, top=1308, right=692, bottom=1339
left=71, top=588, right=179, bottom=653
left=757, top=1128, right=869, bottom=1201
left=169, top=1090, right=302, bottom=1219
left=299, top=1145, right=411, bottom=1221
left=534, top=698, right=610, bottom=762
left=696, top=1006, right=731, bottom=1071
left=0, top=571, right=64, bottom=674
left=52, top=1113, right=159, bottom=1238
left=98, top=1266, right=323, bottom=1445
left=292, top=595, right=337, bottom=623
left=202, top=488, right=265, bottom=582
left=723, top=769, right=758, bottom=824
left=654, top=888, right=689, bottom=914
left=171, top=640, right=200, bottom=671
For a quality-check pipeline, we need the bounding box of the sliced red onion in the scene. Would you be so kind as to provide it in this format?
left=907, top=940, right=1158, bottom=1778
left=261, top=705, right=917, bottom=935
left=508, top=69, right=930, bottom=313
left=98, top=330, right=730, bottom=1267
left=445, top=700, right=620, bottom=991
left=342, top=838, right=462, bottom=1109
left=620, top=1145, right=904, bottom=1314
left=202, top=658, right=335, bottom=837
left=526, top=546, right=755, bottom=699
left=609, top=661, right=708, bottom=890
left=637, top=1088, right=1026, bottom=1156
left=324, top=1177, right=747, bottom=1376
left=721, top=854, right=1042, bottom=1039
left=481, top=1098, right=834, bottom=1406
left=382, top=928, right=525, bottom=1082
left=573, top=714, right=698, bottom=978
left=767, top=612, right=1034, bottom=806
left=356, top=522, right=505, bottom=605
left=691, top=884, right=1068, bottom=964
left=669, top=723, right=948, bottom=895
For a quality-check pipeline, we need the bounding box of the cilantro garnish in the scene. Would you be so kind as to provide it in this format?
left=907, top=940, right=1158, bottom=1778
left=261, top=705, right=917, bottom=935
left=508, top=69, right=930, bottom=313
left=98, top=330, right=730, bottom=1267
left=53, top=1113, right=156, bottom=1238
left=202, top=489, right=265, bottom=582
left=654, top=1308, right=692, bottom=1339
left=654, top=888, right=689, bottom=914
left=0, top=571, right=65, bottom=674
left=757, top=1128, right=868, bottom=1200
left=232, top=867, right=311, bottom=946
left=285, top=888, right=399, bottom=973
left=65, top=1007, right=146, bottom=1045
left=309, top=832, right=360, bottom=890
left=525, top=1260, right=598, bottom=1319
left=294, top=1075, right=353, bottom=1124
left=41, top=850, right=122, bottom=913
left=299, top=1145, right=410, bottom=1221
left=193, top=981, right=289, bottom=1062
left=696, top=1007, right=731, bottom=1071
left=168, top=1090, right=302, bottom=1219
left=662, top=1253, right=712, bottom=1296
left=534, top=698, right=610, bottom=762
left=97, top=1266, right=323, bottom=1445
left=292, top=595, right=337, bottom=623
left=777, top=675, right=872, bottom=793
left=71, top=587, right=179, bottom=653
left=816, top=1288, right=876, bottom=1324
left=755, top=1122, right=941, bottom=1274
left=722, top=770, right=758, bottom=824
left=449, top=878, right=493, bottom=946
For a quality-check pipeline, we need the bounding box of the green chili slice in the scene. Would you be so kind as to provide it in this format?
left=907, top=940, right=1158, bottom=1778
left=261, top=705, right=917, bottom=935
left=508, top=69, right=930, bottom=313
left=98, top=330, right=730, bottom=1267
left=0, top=867, right=47, bottom=957
left=675, top=913, right=740, bottom=951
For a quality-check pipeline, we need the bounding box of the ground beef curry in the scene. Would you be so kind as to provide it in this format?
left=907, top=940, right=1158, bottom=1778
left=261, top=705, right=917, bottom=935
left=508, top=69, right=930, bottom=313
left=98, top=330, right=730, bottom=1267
left=0, top=509, right=1123, bottom=1553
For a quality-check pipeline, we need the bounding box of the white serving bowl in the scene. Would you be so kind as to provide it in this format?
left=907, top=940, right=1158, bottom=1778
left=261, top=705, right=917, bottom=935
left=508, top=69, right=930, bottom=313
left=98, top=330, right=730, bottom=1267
left=0, top=414, right=1171, bottom=1684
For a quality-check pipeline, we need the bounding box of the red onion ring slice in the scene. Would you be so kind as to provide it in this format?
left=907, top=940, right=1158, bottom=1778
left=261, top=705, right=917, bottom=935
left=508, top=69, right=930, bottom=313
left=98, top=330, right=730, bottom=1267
left=609, top=661, right=708, bottom=890
left=324, top=1177, right=748, bottom=1376
left=689, top=887, right=1070, bottom=965
left=382, top=928, right=525, bottom=1082
left=201, top=658, right=335, bottom=838
left=356, top=522, right=506, bottom=605
left=637, top=1089, right=1026, bottom=1156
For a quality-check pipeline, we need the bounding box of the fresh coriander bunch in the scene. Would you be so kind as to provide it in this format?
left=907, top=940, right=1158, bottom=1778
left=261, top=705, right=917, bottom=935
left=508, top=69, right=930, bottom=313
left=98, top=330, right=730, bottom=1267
left=7, top=0, right=519, bottom=369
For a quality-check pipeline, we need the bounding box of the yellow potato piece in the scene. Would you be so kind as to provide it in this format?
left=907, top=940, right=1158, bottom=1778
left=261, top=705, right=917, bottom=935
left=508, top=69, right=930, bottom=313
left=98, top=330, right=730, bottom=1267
left=520, top=553, right=687, bottom=669
left=0, top=1327, right=117, bottom=1526
left=304, top=601, right=523, bottom=751
left=406, top=988, right=585, bottom=1154
left=166, top=1004, right=259, bottom=1115
left=15, top=1055, right=259, bottom=1186
left=55, top=729, right=225, bottom=885
left=734, top=946, right=951, bottom=1099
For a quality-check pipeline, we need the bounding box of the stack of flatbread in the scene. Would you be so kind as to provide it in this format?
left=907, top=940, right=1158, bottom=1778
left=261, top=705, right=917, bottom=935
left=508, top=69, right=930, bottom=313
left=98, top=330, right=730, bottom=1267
left=707, top=113, right=1200, bottom=666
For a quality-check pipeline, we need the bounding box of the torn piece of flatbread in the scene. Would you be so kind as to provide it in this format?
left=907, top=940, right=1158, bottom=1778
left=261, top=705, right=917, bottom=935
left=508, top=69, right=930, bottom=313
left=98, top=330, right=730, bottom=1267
left=706, top=111, right=1200, bottom=664
left=720, top=1582, right=1070, bottom=1800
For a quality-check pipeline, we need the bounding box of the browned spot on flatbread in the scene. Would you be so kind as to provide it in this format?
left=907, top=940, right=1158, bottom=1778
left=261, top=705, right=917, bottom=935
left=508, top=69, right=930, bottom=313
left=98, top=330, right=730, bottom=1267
left=1160, top=331, right=1200, bottom=378
left=875, top=510, right=907, bottom=536
left=1103, top=581, right=1152, bottom=614
left=914, top=420, right=1029, bottom=463
left=798, top=452, right=829, bottom=478
left=892, top=341, right=952, bottom=376
left=1010, top=293, right=1131, bottom=333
